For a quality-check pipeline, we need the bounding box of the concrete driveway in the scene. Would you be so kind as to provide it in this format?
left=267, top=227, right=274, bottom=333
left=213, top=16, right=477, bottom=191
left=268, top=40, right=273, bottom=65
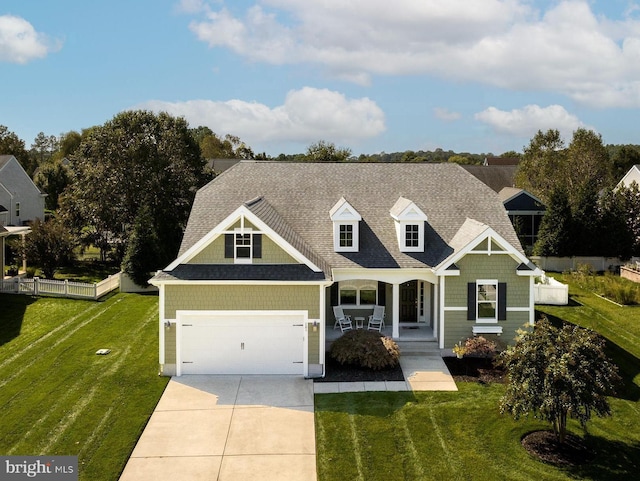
left=119, top=375, right=316, bottom=481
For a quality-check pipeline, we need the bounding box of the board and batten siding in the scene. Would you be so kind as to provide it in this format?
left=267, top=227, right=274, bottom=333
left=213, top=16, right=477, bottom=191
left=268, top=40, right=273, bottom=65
left=443, top=253, right=531, bottom=348
left=164, top=284, right=321, bottom=319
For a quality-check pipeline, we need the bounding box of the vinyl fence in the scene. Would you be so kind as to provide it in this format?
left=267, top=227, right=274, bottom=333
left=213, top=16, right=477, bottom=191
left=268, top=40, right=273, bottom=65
left=533, top=274, right=569, bottom=305
left=0, top=272, right=121, bottom=300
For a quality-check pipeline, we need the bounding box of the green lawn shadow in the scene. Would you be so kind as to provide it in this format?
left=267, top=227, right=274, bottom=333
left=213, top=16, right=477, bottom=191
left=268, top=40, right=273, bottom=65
left=0, top=294, right=37, bottom=346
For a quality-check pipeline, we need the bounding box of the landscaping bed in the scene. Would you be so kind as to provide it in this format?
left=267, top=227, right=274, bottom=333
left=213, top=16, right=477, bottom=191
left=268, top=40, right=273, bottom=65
left=443, top=355, right=505, bottom=383
left=314, top=350, right=405, bottom=382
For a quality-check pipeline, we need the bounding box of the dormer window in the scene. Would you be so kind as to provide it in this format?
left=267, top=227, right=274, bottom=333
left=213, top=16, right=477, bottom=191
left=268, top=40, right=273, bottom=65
left=330, top=198, right=361, bottom=252
left=390, top=197, right=428, bottom=252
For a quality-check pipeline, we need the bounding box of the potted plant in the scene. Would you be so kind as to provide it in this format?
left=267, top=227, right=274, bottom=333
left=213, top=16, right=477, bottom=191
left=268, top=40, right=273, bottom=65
left=452, top=342, right=467, bottom=359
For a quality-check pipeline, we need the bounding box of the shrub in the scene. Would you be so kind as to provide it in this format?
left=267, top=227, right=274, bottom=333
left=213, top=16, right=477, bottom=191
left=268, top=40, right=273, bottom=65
left=464, top=336, right=497, bottom=358
left=329, top=330, right=400, bottom=370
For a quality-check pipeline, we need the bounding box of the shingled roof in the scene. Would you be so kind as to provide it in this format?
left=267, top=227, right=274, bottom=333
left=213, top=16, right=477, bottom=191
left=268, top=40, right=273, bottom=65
left=175, top=162, right=522, bottom=276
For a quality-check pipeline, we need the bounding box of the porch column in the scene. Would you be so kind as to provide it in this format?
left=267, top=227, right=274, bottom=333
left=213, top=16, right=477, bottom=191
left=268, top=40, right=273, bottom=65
left=392, top=283, right=400, bottom=338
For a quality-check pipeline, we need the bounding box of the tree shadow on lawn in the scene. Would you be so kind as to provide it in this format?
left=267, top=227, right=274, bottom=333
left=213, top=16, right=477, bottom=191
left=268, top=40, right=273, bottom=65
left=0, top=294, right=37, bottom=347
left=565, top=435, right=640, bottom=481
left=542, top=312, right=640, bottom=402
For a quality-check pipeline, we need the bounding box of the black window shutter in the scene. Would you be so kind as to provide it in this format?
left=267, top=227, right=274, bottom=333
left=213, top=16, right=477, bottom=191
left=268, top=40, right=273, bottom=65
left=224, top=234, right=234, bottom=258
left=498, top=282, right=507, bottom=320
left=330, top=283, right=338, bottom=305
left=377, top=281, right=386, bottom=306
left=467, top=282, right=476, bottom=321
left=253, top=234, right=262, bottom=258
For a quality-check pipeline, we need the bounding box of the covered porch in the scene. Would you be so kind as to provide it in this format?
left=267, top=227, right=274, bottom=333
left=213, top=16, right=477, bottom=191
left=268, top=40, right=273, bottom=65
left=325, top=271, right=439, bottom=344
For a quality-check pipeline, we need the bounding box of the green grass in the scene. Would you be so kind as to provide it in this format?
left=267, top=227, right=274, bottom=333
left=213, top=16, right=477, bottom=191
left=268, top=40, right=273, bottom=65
left=0, top=293, right=169, bottom=481
left=315, top=275, right=640, bottom=481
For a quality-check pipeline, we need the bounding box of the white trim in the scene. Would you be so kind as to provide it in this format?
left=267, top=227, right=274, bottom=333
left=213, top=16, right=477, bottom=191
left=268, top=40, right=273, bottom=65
left=159, top=284, right=165, bottom=365
left=165, top=205, right=322, bottom=272
left=319, top=285, right=326, bottom=376
left=435, top=225, right=536, bottom=276
left=438, top=276, right=445, bottom=349
left=333, top=221, right=359, bottom=252
left=476, top=279, right=498, bottom=323
left=150, top=279, right=328, bottom=286
left=332, top=267, right=438, bottom=285
left=507, top=307, right=531, bottom=312
left=443, top=306, right=467, bottom=311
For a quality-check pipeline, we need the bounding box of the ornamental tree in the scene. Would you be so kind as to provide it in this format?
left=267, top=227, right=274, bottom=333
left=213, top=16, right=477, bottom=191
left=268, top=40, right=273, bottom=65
left=499, top=317, right=621, bottom=443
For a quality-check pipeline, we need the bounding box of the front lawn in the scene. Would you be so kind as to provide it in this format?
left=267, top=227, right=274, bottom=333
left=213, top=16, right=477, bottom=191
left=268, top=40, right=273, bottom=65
left=315, top=275, right=640, bottom=480
left=0, top=293, right=168, bottom=481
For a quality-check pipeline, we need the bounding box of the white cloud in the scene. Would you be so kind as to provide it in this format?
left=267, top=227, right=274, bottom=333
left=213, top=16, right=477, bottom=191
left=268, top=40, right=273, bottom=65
left=182, top=0, right=640, bottom=107
left=135, top=87, right=385, bottom=147
left=474, top=104, right=591, bottom=139
left=433, top=107, right=461, bottom=121
left=0, top=15, right=61, bottom=64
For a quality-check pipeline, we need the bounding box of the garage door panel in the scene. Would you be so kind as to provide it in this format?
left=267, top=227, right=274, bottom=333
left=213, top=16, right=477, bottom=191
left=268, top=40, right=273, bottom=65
left=179, top=312, right=305, bottom=375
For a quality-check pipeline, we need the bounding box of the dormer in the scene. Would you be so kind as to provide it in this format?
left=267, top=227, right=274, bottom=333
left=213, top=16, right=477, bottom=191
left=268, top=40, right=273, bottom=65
left=330, top=197, right=361, bottom=252
left=390, top=197, right=428, bottom=252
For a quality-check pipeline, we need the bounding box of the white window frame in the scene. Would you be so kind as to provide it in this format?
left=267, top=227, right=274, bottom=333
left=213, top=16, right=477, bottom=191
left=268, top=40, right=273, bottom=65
left=476, top=279, right=498, bottom=323
left=339, top=281, right=377, bottom=307
left=234, top=228, right=253, bottom=264
left=335, top=222, right=358, bottom=252
left=399, top=222, right=423, bottom=252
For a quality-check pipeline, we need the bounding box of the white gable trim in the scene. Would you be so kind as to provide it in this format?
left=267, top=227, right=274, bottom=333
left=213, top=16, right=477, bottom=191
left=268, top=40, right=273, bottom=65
left=165, top=205, right=323, bottom=272
left=329, top=197, right=361, bottom=221
left=435, top=226, right=538, bottom=276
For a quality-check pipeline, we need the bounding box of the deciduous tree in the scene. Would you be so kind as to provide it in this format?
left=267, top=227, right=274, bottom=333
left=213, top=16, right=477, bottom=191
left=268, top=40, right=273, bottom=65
left=60, top=110, right=206, bottom=275
left=20, top=218, right=76, bottom=279
left=499, top=317, right=621, bottom=444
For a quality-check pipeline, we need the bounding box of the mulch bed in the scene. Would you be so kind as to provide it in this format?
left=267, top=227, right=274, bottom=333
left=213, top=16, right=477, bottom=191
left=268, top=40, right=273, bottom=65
left=522, top=430, right=591, bottom=466
left=314, top=351, right=405, bottom=382
left=442, top=355, right=505, bottom=384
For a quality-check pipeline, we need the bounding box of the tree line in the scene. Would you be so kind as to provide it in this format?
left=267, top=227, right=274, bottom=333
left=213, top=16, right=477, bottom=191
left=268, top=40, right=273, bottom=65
left=3, top=113, right=640, bottom=285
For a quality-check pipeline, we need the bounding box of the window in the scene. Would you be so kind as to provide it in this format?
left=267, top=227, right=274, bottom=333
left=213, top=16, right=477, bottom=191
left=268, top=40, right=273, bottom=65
left=339, top=281, right=377, bottom=306
left=405, top=224, right=419, bottom=248
left=477, top=282, right=497, bottom=320
left=467, top=281, right=507, bottom=323
left=235, top=233, right=252, bottom=260
left=15, top=202, right=20, bottom=217
left=224, top=232, right=262, bottom=263
left=339, top=224, right=353, bottom=248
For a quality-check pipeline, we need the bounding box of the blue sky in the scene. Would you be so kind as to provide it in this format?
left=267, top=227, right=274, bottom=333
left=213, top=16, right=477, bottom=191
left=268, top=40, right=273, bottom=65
left=2, top=0, right=640, bottom=157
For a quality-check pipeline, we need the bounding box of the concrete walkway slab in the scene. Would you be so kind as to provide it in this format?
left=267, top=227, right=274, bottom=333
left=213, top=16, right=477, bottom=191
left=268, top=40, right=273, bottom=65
left=119, top=375, right=316, bottom=481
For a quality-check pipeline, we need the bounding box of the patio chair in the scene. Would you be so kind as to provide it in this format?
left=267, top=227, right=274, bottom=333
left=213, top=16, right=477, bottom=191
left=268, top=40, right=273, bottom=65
left=332, top=306, right=353, bottom=332
left=367, top=305, right=385, bottom=332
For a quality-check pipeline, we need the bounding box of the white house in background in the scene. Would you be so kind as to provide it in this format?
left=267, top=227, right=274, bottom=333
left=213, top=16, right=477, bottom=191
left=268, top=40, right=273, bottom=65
left=0, top=155, right=46, bottom=226
left=616, top=164, right=640, bottom=191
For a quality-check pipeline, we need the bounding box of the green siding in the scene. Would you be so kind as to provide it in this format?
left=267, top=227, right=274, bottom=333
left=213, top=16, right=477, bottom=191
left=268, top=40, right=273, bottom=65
left=188, top=220, right=298, bottom=264
left=164, top=284, right=320, bottom=319
left=443, top=253, right=531, bottom=348
left=164, top=326, right=176, bottom=364
left=308, top=322, right=320, bottom=364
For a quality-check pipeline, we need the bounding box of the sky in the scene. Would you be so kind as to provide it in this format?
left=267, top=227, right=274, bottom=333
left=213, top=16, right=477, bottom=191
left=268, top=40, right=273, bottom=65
left=2, top=0, right=640, bottom=157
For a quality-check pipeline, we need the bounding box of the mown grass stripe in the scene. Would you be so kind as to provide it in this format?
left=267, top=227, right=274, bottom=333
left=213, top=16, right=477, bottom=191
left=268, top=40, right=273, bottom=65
left=394, top=410, right=425, bottom=480
left=427, top=404, right=460, bottom=477
left=0, top=300, right=106, bottom=371
left=348, top=413, right=366, bottom=481
left=5, top=299, right=156, bottom=455
left=0, top=297, right=125, bottom=389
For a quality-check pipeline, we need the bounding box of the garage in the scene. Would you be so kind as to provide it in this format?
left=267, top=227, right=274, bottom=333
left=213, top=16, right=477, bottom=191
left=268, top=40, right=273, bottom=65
left=176, top=310, right=307, bottom=375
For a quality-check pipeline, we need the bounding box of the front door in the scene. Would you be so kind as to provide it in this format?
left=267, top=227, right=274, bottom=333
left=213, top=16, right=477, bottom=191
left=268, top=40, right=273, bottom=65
left=400, top=281, right=417, bottom=323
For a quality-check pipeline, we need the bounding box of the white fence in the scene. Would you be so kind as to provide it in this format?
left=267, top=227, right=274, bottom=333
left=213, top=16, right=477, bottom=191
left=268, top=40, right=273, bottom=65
left=534, top=275, right=569, bottom=305
left=530, top=256, right=640, bottom=273
left=0, top=272, right=121, bottom=300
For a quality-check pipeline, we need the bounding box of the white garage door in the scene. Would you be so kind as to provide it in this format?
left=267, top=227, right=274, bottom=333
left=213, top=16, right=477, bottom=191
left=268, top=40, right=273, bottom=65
left=178, top=311, right=306, bottom=375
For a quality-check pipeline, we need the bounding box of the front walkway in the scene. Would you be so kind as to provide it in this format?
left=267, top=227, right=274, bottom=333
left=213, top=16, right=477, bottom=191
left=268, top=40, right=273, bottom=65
left=314, top=348, right=457, bottom=394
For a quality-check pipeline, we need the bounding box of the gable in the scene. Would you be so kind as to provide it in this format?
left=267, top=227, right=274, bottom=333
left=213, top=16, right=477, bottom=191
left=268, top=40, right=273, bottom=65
left=503, top=191, right=545, bottom=212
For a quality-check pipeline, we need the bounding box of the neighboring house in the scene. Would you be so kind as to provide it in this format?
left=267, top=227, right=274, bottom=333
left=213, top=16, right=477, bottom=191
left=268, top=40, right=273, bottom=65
left=462, top=165, right=545, bottom=252
left=483, top=156, right=520, bottom=166
left=616, top=164, right=640, bottom=190
left=150, top=162, right=541, bottom=377
left=499, top=188, right=546, bottom=252
left=0, top=225, right=7, bottom=272
left=0, top=155, right=46, bottom=226
left=206, top=158, right=242, bottom=174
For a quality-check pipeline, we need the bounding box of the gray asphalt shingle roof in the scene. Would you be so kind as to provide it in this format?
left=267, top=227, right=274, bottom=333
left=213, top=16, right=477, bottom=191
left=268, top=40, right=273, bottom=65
left=175, top=162, right=522, bottom=278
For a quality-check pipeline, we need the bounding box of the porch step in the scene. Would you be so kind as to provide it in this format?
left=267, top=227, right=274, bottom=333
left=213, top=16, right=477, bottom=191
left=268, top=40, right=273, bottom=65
left=396, top=340, right=441, bottom=357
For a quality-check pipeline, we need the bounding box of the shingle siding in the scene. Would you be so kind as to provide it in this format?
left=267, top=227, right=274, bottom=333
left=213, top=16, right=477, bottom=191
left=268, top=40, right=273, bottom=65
left=443, top=253, right=530, bottom=348
left=189, top=231, right=298, bottom=264
left=164, top=284, right=320, bottom=319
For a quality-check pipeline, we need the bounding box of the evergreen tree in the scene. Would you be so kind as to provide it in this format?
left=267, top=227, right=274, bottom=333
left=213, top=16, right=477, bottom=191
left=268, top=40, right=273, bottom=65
left=121, top=204, right=160, bottom=286
left=533, top=187, right=573, bottom=256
